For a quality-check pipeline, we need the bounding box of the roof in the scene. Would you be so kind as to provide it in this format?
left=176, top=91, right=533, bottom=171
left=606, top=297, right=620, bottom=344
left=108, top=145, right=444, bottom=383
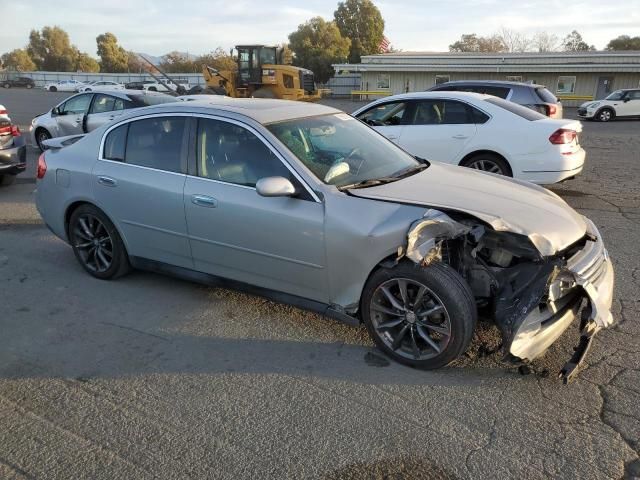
left=436, top=79, right=545, bottom=87
left=143, top=97, right=340, bottom=124
left=365, top=50, right=640, bottom=59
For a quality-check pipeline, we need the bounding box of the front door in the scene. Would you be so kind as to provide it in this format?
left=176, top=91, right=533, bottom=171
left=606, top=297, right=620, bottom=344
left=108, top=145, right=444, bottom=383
left=595, top=76, right=614, bottom=100
left=92, top=115, right=193, bottom=269
left=183, top=117, right=328, bottom=302
left=355, top=100, right=409, bottom=146
left=86, top=94, right=126, bottom=132
left=55, top=93, right=93, bottom=136
left=616, top=90, right=640, bottom=117
left=398, top=99, right=477, bottom=164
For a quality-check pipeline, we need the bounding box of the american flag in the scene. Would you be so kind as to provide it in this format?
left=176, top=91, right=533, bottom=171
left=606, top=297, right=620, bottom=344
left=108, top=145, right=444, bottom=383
left=378, top=36, right=391, bottom=53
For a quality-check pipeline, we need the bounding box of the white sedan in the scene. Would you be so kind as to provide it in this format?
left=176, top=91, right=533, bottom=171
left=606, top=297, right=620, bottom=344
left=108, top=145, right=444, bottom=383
left=76, top=81, right=125, bottom=93
left=43, top=80, right=86, bottom=93
left=353, top=91, right=585, bottom=184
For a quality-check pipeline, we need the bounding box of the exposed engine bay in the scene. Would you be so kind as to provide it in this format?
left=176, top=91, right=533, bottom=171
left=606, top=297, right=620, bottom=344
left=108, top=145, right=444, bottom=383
left=400, top=209, right=615, bottom=382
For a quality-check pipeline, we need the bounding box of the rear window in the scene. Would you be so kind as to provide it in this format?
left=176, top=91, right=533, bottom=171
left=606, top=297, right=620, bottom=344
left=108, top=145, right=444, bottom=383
left=484, top=97, right=546, bottom=121
left=535, top=87, right=557, bottom=103
left=128, top=94, right=176, bottom=107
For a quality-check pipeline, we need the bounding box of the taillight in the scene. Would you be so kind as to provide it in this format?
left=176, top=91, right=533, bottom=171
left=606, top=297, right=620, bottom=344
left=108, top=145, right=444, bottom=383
left=10, top=125, right=20, bottom=137
left=0, top=109, right=7, bottom=115
left=37, top=153, right=47, bottom=179
left=547, top=104, right=557, bottom=117
left=549, top=128, right=577, bottom=145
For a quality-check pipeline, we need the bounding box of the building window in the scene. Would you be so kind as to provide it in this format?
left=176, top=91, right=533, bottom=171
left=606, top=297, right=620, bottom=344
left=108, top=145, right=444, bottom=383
left=377, top=74, right=390, bottom=89
left=435, top=75, right=450, bottom=85
left=556, top=76, right=576, bottom=94
left=506, top=75, right=523, bottom=82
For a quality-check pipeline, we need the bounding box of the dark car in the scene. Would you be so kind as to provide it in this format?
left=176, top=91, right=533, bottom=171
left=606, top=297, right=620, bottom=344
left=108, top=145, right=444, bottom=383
left=428, top=80, right=562, bottom=118
left=0, top=117, right=27, bottom=186
left=2, top=76, right=36, bottom=89
left=124, top=80, right=157, bottom=90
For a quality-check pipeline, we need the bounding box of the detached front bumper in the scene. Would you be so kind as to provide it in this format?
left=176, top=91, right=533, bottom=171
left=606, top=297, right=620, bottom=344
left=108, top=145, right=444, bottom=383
left=508, top=219, right=614, bottom=381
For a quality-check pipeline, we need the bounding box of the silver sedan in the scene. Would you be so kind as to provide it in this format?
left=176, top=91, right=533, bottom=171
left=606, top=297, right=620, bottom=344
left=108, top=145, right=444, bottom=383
left=30, top=89, right=177, bottom=150
left=35, top=98, right=615, bottom=381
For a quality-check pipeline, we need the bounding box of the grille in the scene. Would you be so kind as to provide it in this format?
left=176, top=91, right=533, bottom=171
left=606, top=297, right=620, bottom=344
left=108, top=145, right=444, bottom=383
left=567, top=237, right=607, bottom=285
left=299, top=71, right=315, bottom=93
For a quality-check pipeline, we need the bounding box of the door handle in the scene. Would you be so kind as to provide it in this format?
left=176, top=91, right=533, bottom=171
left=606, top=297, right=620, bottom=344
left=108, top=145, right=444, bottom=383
left=452, top=134, right=469, bottom=139
left=191, top=194, right=217, bottom=208
left=97, top=176, right=117, bottom=187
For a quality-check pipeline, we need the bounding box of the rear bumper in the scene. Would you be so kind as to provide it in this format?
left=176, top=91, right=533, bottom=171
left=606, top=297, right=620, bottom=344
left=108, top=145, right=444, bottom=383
left=518, top=147, right=586, bottom=184
left=0, top=139, right=27, bottom=175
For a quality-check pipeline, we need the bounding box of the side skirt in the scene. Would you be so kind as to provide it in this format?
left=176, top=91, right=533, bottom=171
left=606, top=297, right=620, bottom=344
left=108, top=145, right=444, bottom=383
left=129, top=256, right=361, bottom=328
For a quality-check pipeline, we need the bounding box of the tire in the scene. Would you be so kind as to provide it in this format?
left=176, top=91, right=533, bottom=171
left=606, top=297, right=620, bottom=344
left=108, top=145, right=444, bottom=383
left=148, top=86, right=157, bottom=92
left=35, top=129, right=52, bottom=152
left=361, top=262, right=477, bottom=370
left=85, top=88, right=92, bottom=92
left=0, top=174, right=16, bottom=187
left=26, top=84, right=33, bottom=89
left=49, top=86, right=57, bottom=92
left=461, top=153, right=511, bottom=177
left=68, top=204, right=130, bottom=280
left=252, top=88, right=276, bottom=99
left=596, top=108, right=614, bottom=122
left=3, top=83, right=9, bottom=89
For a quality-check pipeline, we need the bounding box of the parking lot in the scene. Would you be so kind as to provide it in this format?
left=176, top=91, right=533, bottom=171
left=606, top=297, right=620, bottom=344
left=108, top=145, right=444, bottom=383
left=1, top=88, right=639, bottom=479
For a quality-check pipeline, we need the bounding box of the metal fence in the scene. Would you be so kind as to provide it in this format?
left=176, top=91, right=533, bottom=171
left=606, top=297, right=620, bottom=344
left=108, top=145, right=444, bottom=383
left=327, top=74, right=361, bottom=97
left=0, top=71, right=206, bottom=88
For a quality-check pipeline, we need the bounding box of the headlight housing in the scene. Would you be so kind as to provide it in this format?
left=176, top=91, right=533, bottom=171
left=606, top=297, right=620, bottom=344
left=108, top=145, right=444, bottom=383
left=585, top=102, right=600, bottom=109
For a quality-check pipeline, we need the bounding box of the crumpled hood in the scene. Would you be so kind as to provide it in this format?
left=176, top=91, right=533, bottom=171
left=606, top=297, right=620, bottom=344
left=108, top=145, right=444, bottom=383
left=349, top=162, right=587, bottom=256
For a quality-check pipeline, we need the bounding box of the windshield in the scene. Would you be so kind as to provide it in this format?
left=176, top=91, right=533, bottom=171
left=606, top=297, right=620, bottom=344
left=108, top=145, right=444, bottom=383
left=267, top=113, right=423, bottom=188
left=605, top=90, right=625, bottom=101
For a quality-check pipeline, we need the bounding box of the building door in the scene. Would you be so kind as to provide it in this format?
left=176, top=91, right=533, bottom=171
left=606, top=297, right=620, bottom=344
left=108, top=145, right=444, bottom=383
left=595, top=77, right=614, bottom=100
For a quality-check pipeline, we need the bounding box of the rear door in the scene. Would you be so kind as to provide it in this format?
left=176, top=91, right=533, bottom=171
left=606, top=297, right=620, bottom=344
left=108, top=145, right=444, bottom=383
left=86, top=94, right=126, bottom=131
left=92, top=114, right=193, bottom=268
left=355, top=100, right=409, bottom=145
left=397, top=99, right=477, bottom=163
left=55, top=94, right=93, bottom=135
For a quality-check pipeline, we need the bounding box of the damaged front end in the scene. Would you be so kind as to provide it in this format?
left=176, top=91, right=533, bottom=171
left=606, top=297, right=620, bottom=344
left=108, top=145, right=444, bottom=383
left=403, top=210, right=615, bottom=382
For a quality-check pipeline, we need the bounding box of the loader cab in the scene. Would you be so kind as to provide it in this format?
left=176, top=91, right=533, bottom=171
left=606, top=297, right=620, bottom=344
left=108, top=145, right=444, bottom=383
left=236, top=45, right=278, bottom=86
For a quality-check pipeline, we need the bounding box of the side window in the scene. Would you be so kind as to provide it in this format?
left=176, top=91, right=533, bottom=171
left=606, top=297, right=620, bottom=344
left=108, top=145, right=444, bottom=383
left=90, top=94, right=116, bottom=114
left=409, top=100, right=473, bottom=125
left=196, top=118, right=292, bottom=188
left=469, top=106, right=490, bottom=124
left=628, top=90, right=640, bottom=100
left=113, top=98, right=125, bottom=110
left=357, top=102, right=407, bottom=126
left=125, top=117, right=187, bottom=173
left=59, top=94, right=92, bottom=114
left=103, top=124, right=128, bottom=161
left=283, top=74, right=294, bottom=89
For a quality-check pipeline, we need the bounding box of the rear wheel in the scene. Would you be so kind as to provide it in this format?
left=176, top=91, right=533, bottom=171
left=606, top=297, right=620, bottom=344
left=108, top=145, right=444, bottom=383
left=596, top=108, right=614, bottom=122
left=3, top=83, right=9, bottom=89
left=362, top=262, right=476, bottom=369
left=68, top=204, right=130, bottom=280
left=49, top=86, right=57, bottom=92
left=0, top=174, right=16, bottom=187
left=252, top=88, right=276, bottom=99
left=461, top=153, right=511, bottom=176
left=35, top=129, right=51, bottom=151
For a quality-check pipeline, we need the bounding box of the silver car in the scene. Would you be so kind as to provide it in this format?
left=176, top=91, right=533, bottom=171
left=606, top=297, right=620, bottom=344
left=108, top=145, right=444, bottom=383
left=35, top=98, right=615, bottom=381
left=30, top=89, right=177, bottom=151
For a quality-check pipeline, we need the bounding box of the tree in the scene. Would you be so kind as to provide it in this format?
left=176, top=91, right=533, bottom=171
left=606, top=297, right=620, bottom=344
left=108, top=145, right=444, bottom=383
left=127, top=52, right=146, bottom=73
left=289, top=17, right=351, bottom=83
left=606, top=35, right=640, bottom=51
left=449, top=34, right=506, bottom=53
left=159, top=51, right=197, bottom=73
left=75, top=51, right=100, bottom=72
left=334, top=0, right=384, bottom=63
left=532, top=31, right=560, bottom=52
left=195, top=48, right=236, bottom=72
left=96, top=33, right=129, bottom=73
left=1, top=49, right=36, bottom=71
left=562, top=30, right=595, bottom=52
left=497, top=27, right=531, bottom=53
left=27, top=26, right=78, bottom=71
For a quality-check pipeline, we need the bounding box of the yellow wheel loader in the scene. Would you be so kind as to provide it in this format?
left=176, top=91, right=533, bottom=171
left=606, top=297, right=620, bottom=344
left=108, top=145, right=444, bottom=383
left=202, top=45, right=324, bottom=101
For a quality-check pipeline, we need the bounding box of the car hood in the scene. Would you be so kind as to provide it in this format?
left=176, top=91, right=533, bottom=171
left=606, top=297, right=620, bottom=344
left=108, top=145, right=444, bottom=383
left=349, top=162, right=587, bottom=256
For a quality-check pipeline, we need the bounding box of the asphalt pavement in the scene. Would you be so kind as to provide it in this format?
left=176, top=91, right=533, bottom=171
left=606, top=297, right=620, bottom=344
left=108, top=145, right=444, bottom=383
left=0, top=88, right=638, bottom=479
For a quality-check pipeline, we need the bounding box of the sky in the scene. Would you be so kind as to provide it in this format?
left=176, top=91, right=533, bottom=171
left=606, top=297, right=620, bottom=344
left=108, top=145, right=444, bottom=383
left=2, top=0, right=638, bottom=57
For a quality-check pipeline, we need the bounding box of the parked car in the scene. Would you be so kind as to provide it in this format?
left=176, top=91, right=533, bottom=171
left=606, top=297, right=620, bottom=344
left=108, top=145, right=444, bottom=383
left=34, top=98, right=614, bottom=381
left=428, top=80, right=562, bottom=118
left=578, top=89, right=640, bottom=122
left=352, top=91, right=583, bottom=184
left=2, top=76, right=36, bottom=89
left=0, top=116, right=27, bottom=186
left=124, top=80, right=156, bottom=90
left=0, top=104, right=8, bottom=120
left=31, top=90, right=177, bottom=150
left=43, top=80, right=87, bottom=92
left=77, top=81, right=125, bottom=93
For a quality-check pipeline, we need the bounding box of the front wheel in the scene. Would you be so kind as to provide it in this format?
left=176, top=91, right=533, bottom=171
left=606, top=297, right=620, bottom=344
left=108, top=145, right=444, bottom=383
left=361, top=262, right=477, bottom=369
left=68, top=204, right=130, bottom=280
left=461, top=153, right=511, bottom=176
left=596, top=108, right=614, bottom=122
left=35, top=129, right=51, bottom=151
left=49, top=86, right=57, bottom=92
left=3, top=83, right=10, bottom=89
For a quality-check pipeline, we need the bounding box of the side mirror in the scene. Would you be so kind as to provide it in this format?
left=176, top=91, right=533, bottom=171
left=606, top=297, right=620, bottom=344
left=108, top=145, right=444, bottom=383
left=256, top=176, right=296, bottom=197
left=623, top=97, right=630, bottom=103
